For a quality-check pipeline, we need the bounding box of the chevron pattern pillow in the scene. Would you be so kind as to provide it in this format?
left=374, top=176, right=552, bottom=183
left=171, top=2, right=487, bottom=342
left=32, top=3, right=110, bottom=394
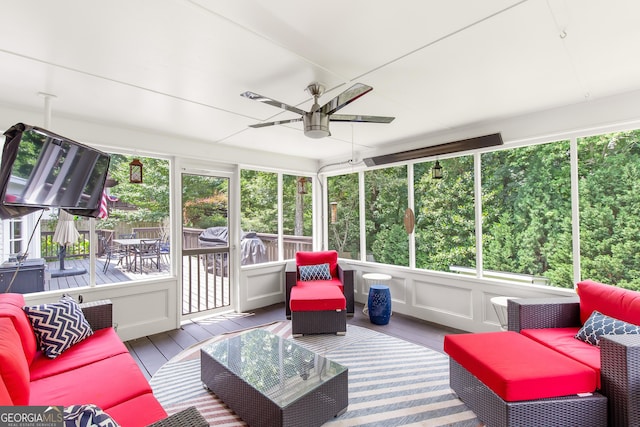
left=64, top=404, right=120, bottom=427
left=23, top=295, right=93, bottom=359
left=575, top=310, right=640, bottom=346
left=299, top=263, right=332, bottom=281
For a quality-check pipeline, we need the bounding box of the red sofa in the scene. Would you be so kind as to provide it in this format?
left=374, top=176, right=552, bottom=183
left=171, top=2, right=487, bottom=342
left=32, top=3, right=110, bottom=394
left=0, top=293, right=205, bottom=427
left=508, top=280, right=640, bottom=426
left=445, top=280, right=640, bottom=426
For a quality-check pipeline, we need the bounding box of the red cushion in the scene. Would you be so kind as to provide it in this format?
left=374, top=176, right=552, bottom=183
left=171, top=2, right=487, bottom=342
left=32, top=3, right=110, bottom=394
left=30, top=353, right=152, bottom=408
left=444, top=331, right=597, bottom=401
left=521, top=327, right=602, bottom=388
left=577, top=280, right=640, bottom=325
left=104, top=392, right=168, bottom=427
left=0, top=375, right=12, bottom=405
left=296, top=251, right=338, bottom=277
left=0, top=294, right=37, bottom=364
left=290, top=284, right=346, bottom=312
left=0, top=317, right=30, bottom=405
left=30, top=328, right=128, bottom=381
left=296, top=278, right=344, bottom=293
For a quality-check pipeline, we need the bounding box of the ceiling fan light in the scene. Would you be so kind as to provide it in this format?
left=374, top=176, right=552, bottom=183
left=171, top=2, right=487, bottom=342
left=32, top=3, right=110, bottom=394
left=303, top=113, right=330, bottom=138
left=305, top=129, right=330, bottom=138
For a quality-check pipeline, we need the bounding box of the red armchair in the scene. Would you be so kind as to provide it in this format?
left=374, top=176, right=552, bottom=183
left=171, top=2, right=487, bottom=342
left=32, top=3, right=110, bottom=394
left=285, top=251, right=354, bottom=335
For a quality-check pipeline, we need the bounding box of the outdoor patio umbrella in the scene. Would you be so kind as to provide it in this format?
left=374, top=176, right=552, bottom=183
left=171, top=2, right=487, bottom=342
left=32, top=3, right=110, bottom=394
left=50, top=209, right=86, bottom=277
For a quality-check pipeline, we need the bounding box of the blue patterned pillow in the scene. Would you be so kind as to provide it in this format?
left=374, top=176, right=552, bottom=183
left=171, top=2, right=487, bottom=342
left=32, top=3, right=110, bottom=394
left=64, top=404, right=120, bottom=427
left=299, top=263, right=332, bottom=281
left=575, top=310, right=640, bottom=346
left=24, top=295, right=94, bottom=359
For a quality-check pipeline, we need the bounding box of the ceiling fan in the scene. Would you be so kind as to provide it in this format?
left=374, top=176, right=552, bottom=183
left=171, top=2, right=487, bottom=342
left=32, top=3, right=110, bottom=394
left=240, top=82, right=395, bottom=139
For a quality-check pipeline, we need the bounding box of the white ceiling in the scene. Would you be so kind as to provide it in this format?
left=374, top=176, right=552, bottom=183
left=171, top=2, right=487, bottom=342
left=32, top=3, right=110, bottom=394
left=1, top=1, right=640, bottom=162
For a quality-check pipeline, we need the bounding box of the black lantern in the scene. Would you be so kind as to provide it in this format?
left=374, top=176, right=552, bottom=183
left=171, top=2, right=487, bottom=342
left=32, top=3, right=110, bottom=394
left=432, top=160, right=443, bottom=180
left=129, top=158, right=143, bottom=184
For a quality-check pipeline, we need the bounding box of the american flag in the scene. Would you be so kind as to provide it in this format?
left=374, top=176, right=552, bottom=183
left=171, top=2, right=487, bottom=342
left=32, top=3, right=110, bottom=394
left=98, top=191, right=119, bottom=219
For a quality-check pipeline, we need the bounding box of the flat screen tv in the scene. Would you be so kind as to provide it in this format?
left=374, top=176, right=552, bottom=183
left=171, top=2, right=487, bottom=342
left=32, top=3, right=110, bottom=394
left=0, top=123, right=111, bottom=219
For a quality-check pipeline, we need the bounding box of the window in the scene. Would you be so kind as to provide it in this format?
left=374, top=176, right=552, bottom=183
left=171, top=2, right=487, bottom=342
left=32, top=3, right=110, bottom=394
left=578, top=130, right=640, bottom=290
left=327, top=173, right=360, bottom=259
left=282, top=175, right=313, bottom=256
left=414, top=157, right=475, bottom=272
left=481, top=142, right=573, bottom=288
left=365, top=166, right=409, bottom=266
left=92, top=155, right=171, bottom=280
left=240, top=170, right=277, bottom=263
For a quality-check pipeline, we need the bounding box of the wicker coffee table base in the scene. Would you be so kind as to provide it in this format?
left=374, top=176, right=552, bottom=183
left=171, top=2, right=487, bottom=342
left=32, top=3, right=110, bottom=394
left=201, top=348, right=348, bottom=427
left=449, top=359, right=607, bottom=427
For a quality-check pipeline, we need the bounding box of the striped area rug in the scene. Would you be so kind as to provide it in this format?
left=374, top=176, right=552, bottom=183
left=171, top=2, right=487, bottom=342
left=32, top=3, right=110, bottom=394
left=149, top=321, right=479, bottom=426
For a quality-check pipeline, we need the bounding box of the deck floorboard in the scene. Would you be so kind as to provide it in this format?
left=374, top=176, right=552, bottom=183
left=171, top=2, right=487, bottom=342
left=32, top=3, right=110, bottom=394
left=127, top=302, right=465, bottom=378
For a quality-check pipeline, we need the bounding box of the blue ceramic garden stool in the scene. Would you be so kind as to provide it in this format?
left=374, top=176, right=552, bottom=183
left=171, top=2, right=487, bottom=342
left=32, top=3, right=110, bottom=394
left=368, top=284, right=391, bottom=325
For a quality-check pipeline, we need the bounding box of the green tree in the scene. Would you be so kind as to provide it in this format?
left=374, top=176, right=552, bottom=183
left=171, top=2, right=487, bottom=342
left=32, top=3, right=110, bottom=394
left=240, top=170, right=277, bottom=234
left=482, top=142, right=573, bottom=288
left=414, top=156, right=476, bottom=271
left=102, top=155, right=170, bottom=224
left=365, top=166, right=409, bottom=266
left=327, top=173, right=360, bottom=257
left=579, top=131, right=640, bottom=290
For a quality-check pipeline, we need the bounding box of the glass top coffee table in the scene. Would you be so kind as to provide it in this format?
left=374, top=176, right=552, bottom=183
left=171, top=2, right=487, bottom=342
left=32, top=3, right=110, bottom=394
left=200, top=329, right=348, bottom=427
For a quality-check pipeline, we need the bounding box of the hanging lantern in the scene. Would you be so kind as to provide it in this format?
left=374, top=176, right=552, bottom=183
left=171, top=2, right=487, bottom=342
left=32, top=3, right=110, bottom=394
left=432, top=160, right=443, bottom=180
left=297, top=177, right=308, bottom=194
left=129, top=158, right=143, bottom=184
left=330, top=202, right=338, bottom=224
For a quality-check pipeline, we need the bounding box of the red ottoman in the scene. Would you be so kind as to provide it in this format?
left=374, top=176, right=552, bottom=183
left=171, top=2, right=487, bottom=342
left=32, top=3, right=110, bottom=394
left=290, top=284, right=346, bottom=336
left=444, top=331, right=607, bottom=427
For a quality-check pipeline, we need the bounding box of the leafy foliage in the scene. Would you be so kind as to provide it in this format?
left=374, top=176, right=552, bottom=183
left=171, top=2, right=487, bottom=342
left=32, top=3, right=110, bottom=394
left=327, top=173, right=360, bottom=257
left=326, top=130, right=640, bottom=291
left=99, top=155, right=170, bottom=225
left=240, top=170, right=278, bottom=234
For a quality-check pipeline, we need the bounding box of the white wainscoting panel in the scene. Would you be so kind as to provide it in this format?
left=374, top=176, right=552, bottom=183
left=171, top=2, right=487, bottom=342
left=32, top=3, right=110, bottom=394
left=24, top=277, right=180, bottom=341
left=238, top=263, right=284, bottom=312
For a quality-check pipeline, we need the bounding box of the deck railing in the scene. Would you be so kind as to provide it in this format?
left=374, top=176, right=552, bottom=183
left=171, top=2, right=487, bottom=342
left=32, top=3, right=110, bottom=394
left=182, top=246, right=230, bottom=315
left=41, top=231, right=90, bottom=261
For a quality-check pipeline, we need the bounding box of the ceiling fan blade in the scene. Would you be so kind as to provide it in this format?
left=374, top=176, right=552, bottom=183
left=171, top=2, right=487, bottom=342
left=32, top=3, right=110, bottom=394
left=320, top=83, right=373, bottom=115
left=329, top=114, right=395, bottom=123
left=249, top=118, right=303, bottom=128
left=240, top=91, right=307, bottom=116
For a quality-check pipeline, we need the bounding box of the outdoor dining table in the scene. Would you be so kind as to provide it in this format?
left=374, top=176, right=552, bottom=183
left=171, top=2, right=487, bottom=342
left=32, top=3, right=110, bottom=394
left=112, top=238, right=146, bottom=272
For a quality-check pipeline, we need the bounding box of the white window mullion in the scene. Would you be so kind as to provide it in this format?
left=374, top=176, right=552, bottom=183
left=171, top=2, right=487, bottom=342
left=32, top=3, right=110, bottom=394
left=570, top=136, right=581, bottom=286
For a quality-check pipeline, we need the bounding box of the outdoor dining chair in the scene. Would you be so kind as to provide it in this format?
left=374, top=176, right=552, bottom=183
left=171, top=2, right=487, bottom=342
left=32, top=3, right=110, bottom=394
left=134, top=239, right=162, bottom=272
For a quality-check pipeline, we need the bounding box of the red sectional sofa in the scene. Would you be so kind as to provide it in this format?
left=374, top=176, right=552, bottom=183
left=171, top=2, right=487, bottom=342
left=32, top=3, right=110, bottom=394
left=445, top=280, right=640, bottom=427
left=0, top=293, right=205, bottom=427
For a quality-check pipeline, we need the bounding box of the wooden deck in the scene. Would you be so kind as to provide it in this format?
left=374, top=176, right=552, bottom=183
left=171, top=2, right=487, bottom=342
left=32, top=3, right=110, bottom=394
left=46, top=257, right=168, bottom=291
left=126, top=302, right=465, bottom=380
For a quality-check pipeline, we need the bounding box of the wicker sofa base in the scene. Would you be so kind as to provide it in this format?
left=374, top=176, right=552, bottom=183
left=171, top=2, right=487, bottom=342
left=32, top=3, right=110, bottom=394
left=450, top=359, right=607, bottom=427
left=291, top=310, right=346, bottom=335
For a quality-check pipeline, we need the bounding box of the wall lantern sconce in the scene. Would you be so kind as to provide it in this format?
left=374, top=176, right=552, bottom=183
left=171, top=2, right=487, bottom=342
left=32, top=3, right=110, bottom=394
left=330, top=202, right=338, bottom=224
left=129, top=158, right=143, bottom=184
left=432, top=160, right=443, bottom=180
left=297, top=177, right=308, bottom=194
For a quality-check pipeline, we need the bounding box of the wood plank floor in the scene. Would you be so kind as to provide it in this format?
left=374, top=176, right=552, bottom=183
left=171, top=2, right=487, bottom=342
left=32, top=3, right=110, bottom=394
left=126, top=302, right=466, bottom=380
